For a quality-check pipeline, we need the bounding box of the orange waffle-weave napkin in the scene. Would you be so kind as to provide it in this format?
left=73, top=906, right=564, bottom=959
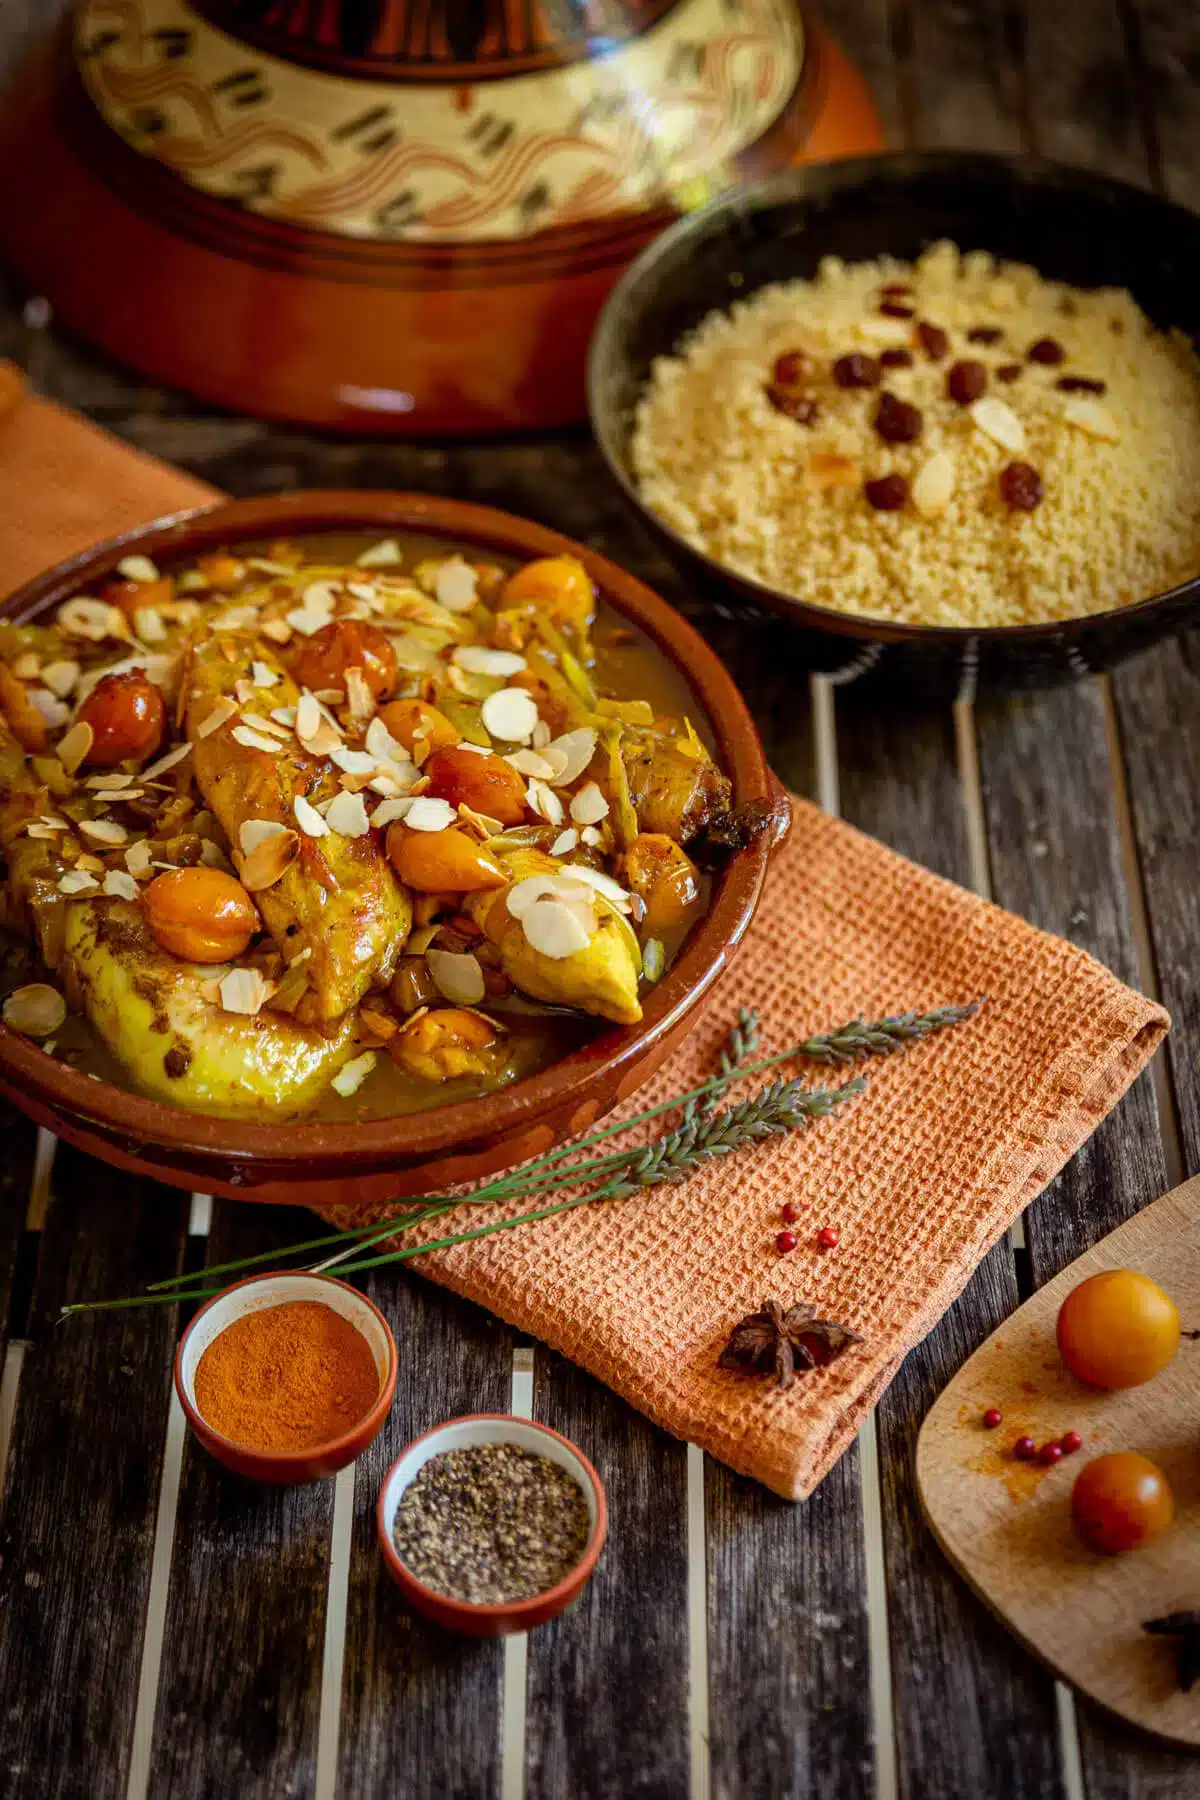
left=0, top=379, right=1168, bottom=1498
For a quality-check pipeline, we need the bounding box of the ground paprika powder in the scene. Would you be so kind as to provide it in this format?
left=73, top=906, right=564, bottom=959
left=194, top=1300, right=380, bottom=1454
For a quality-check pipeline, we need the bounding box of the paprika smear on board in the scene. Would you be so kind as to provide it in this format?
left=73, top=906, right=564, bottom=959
left=193, top=1301, right=380, bottom=1454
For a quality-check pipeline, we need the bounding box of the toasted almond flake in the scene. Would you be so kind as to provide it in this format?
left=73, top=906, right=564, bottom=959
left=58, top=598, right=129, bottom=642
left=368, top=771, right=405, bottom=798
left=250, top=660, right=279, bottom=688
left=304, top=578, right=341, bottom=611
left=345, top=666, right=375, bottom=725
left=546, top=727, right=597, bottom=785
left=387, top=632, right=441, bottom=673
left=457, top=803, right=505, bottom=838
left=96, top=788, right=143, bottom=804
left=369, top=796, right=412, bottom=828
left=356, top=538, right=402, bottom=568
left=911, top=450, right=956, bottom=517
left=550, top=828, right=579, bottom=856
left=79, top=818, right=128, bottom=846
left=482, top=687, right=539, bottom=742
left=286, top=608, right=328, bottom=637
left=331, top=745, right=378, bottom=776
left=346, top=581, right=378, bottom=602
left=239, top=819, right=287, bottom=856
left=506, top=875, right=563, bottom=918
left=117, top=554, right=159, bottom=582
left=218, top=968, right=273, bottom=1016
left=858, top=317, right=914, bottom=344
left=57, top=719, right=94, bottom=774
left=213, top=606, right=260, bottom=631
left=270, top=705, right=298, bottom=728
left=141, top=742, right=192, bottom=780
left=58, top=869, right=99, bottom=895
left=363, top=715, right=402, bottom=762
left=260, top=617, right=293, bottom=645
left=521, top=897, right=592, bottom=959
left=527, top=779, right=564, bottom=826
left=86, top=772, right=132, bottom=791
left=426, top=947, right=487, bottom=1006
left=232, top=725, right=282, bottom=754
left=125, top=840, right=154, bottom=879
left=325, top=790, right=371, bottom=837
left=195, top=696, right=238, bottom=739
left=12, top=652, right=40, bottom=680
left=241, top=827, right=300, bottom=891
left=404, top=796, right=457, bottom=833
left=313, top=688, right=345, bottom=705
left=3, top=983, right=66, bottom=1036
left=199, top=841, right=230, bottom=870
left=506, top=747, right=557, bottom=778
left=234, top=678, right=256, bottom=705
left=178, top=569, right=208, bottom=593
left=135, top=607, right=167, bottom=644
left=564, top=863, right=633, bottom=912
left=969, top=396, right=1026, bottom=453
left=26, top=823, right=64, bottom=840
left=293, top=794, right=329, bottom=838
left=102, top=869, right=139, bottom=900
left=331, top=1050, right=377, bottom=1097
left=569, top=781, right=609, bottom=825
left=435, top=557, right=479, bottom=613
left=295, top=692, right=323, bottom=741
left=243, top=712, right=293, bottom=741
left=246, top=557, right=294, bottom=576
left=304, top=720, right=344, bottom=758
left=1061, top=395, right=1121, bottom=441
left=41, top=659, right=80, bottom=699
left=532, top=718, right=551, bottom=749
left=454, top=645, right=526, bottom=678
left=29, top=689, right=70, bottom=730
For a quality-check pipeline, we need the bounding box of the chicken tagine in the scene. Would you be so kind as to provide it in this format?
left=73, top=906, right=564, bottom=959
left=0, top=531, right=745, bottom=1120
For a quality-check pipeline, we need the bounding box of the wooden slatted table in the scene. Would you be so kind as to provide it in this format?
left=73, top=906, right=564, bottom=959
left=0, top=2, right=1198, bottom=1795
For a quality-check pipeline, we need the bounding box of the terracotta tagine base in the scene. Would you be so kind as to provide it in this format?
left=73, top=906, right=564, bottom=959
left=0, top=2, right=881, bottom=435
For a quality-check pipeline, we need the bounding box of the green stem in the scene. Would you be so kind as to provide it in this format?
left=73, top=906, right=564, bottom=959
left=145, top=1208, right=448, bottom=1292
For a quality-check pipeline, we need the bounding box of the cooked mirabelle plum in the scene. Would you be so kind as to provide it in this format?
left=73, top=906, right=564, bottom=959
left=377, top=698, right=461, bottom=752
left=390, top=1007, right=498, bottom=1081
left=424, top=745, right=527, bottom=826
left=1071, top=1452, right=1175, bottom=1554
left=77, top=670, right=166, bottom=767
left=290, top=619, right=397, bottom=703
left=500, top=555, right=595, bottom=632
left=142, top=868, right=259, bottom=963
left=385, top=823, right=506, bottom=893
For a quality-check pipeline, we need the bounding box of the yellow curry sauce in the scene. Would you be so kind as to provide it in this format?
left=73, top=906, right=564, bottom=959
left=0, top=532, right=737, bottom=1122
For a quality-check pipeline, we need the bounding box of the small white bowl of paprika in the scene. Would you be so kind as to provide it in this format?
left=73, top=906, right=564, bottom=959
left=175, top=1270, right=397, bottom=1485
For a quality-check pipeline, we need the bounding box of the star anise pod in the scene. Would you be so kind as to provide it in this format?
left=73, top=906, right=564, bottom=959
left=1143, top=1610, right=1200, bottom=1692
left=718, top=1299, right=864, bottom=1390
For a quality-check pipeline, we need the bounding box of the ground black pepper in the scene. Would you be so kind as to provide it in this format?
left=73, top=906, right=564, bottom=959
left=393, top=1443, right=592, bottom=1604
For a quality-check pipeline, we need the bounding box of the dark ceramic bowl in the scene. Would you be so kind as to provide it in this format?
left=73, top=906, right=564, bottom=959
left=0, top=491, right=786, bottom=1206
left=176, top=1271, right=398, bottom=1486
left=589, top=151, right=1200, bottom=699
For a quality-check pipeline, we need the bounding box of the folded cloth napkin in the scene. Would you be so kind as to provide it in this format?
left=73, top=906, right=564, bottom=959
left=0, top=377, right=1168, bottom=1498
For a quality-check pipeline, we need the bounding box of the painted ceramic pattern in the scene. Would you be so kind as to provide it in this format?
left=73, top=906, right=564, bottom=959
left=75, top=0, right=803, bottom=241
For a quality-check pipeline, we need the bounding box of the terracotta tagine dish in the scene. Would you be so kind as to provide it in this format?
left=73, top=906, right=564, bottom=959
left=0, top=2, right=880, bottom=434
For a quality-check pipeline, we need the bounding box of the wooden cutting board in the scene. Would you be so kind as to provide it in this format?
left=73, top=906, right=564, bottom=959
left=917, top=1177, right=1200, bottom=1748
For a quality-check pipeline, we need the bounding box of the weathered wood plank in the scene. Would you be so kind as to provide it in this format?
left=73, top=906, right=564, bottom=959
left=149, top=1203, right=333, bottom=1800
left=338, top=1275, right=513, bottom=1800
left=836, top=694, right=1063, bottom=1800
left=0, top=1100, right=35, bottom=1364
left=1129, top=0, right=1200, bottom=209
left=0, top=1143, right=187, bottom=1800
left=1023, top=0, right=1151, bottom=181
left=525, top=1351, right=690, bottom=1800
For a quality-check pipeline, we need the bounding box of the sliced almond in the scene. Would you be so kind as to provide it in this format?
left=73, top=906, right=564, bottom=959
left=76, top=853, right=105, bottom=873
left=117, top=554, right=159, bottom=582
left=404, top=796, right=457, bottom=833
left=435, top=557, right=479, bottom=614
left=507, top=747, right=557, bottom=778
left=125, top=840, right=154, bottom=879
left=242, top=712, right=292, bottom=741
left=521, top=897, right=592, bottom=959
left=457, top=802, right=505, bottom=838
left=241, top=827, right=300, bottom=891
left=239, top=819, right=287, bottom=856
left=526, top=779, right=564, bottom=826
left=550, top=827, right=579, bottom=856
left=102, top=869, right=139, bottom=900
left=218, top=968, right=273, bottom=1016
left=580, top=827, right=603, bottom=847
left=970, top=396, right=1026, bottom=453
left=270, top=705, right=298, bottom=728
left=195, top=696, right=238, bottom=739
left=2, top=983, right=66, bottom=1037
left=295, top=692, right=323, bottom=741
left=29, top=690, right=70, bottom=731
left=364, top=715, right=404, bottom=763
left=911, top=450, right=956, bottom=517
left=331, top=1049, right=377, bottom=1097
left=506, top=875, right=569, bottom=918
left=858, top=317, right=913, bottom=345
left=325, top=790, right=371, bottom=837
left=345, top=666, right=376, bottom=726
left=454, top=645, right=526, bottom=678
left=370, top=796, right=412, bottom=829
left=57, top=719, right=94, bottom=774
left=570, top=782, right=609, bottom=825
left=134, top=608, right=167, bottom=645
left=356, top=539, right=402, bottom=568
left=58, top=869, right=99, bottom=895
left=57, top=598, right=129, bottom=642
left=41, top=659, right=80, bottom=699
left=141, top=742, right=192, bottom=780
left=12, top=652, right=40, bottom=680
left=250, top=659, right=280, bottom=688
left=565, top=864, right=634, bottom=912
left=532, top=718, right=551, bottom=749
left=293, top=794, right=329, bottom=838
left=260, top=617, right=293, bottom=645
left=212, top=606, right=259, bottom=631
left=1061, top=396, right=1121, bottom=441
left=232, top=725, right=282, bottom=754
left=547, top=727, right=597, bottom=785
left=331, top=746, right=378, bottom=776
left=426, top=948, right=486, bottom=1006
left=79, top=818, right=128, bottom=846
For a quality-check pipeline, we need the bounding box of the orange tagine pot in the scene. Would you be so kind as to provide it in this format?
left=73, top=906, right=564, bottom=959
left=0, top=1, right=881, bottom=435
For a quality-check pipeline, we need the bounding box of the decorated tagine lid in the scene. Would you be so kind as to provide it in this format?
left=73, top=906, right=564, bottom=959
left=0, top=1, right=881, bottom=433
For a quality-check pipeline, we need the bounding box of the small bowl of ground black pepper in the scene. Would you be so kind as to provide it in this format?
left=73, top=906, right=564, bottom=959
left=175, top=1271, right=397, bottom=1485
left=377, top=1415, right=607, bottom=1635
